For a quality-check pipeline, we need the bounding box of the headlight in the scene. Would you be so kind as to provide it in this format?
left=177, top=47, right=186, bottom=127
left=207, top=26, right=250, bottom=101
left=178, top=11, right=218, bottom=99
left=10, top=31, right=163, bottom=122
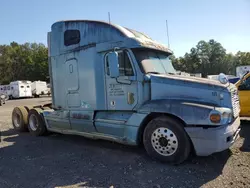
left=210, top=114, right=221, bottom=123
left=209, top=110, right=233, bottom=124
left=221, top=112, right=233, bottom=124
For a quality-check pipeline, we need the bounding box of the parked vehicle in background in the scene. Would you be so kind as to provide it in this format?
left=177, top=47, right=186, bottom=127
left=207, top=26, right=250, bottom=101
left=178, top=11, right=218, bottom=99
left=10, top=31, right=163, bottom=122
left=31, top=81, right=49, bottom=97
left=9, top=81, right=32, bottom=99
left=236, top=65, right=250, bottom=79
left=236, top=72, right=250, bottom=117
left=0, top=93, right=7, bottom=106
left=207, top=74, right=240, bottom=84
left=0, top=85, right=11, bottom=98
left=176, top=71, right=202, bottom=78
left=12, top=20, right=241, bottom=164
left=47, top=84, right=51, bottom=96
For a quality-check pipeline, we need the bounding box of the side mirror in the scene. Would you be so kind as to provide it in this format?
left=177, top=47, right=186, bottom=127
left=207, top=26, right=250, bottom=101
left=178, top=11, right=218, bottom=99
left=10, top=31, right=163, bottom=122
left=107, top=52, right=119, bottom=78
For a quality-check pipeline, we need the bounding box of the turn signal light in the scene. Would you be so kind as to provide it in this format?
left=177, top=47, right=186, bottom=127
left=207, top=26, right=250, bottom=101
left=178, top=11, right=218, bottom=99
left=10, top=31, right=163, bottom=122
left=210, top=114, right=221, bottom=123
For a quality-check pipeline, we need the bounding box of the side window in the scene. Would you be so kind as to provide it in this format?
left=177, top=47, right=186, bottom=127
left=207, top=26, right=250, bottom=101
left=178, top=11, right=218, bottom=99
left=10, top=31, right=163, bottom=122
left=20, top=86, right=24, bottom=88
left=27, top=86, right=30, bottom=88
left=105, top=51, right=134, bottom=76
left=239, top=77, right=250, bottom=90
left=64, top=30, right=80, bottom=46
left=118, top=51, right=134, bottom=76
left=11, top=87, right=13, bottom=90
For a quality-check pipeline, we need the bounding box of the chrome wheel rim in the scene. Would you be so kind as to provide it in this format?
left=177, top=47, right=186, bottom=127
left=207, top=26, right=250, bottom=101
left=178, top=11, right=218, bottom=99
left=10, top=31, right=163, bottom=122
left=151, top=127, right=178, bottom=156
left=29, top=114, right=38, bottom=131
left=13, top=113, right=21, bottom=128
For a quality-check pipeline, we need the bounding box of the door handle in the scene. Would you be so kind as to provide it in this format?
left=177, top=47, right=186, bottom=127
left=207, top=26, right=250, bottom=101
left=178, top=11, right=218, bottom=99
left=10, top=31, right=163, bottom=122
left=69, top=64, right=73, bottom=73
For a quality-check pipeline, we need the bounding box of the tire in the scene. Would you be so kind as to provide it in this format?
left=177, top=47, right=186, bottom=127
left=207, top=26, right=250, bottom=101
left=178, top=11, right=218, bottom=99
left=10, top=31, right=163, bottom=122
left=12, top=106, right=29, bottom=132
left=0, top=100, right=2, bottom=106
left=143, top=116, right=191, bottom=164
left=24, top=105, right=34, bottom=112
left=27, top=108, right=47, bottom=136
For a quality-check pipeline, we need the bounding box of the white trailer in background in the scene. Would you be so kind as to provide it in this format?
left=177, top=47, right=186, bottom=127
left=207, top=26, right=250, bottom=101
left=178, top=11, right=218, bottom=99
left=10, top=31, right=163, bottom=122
left=9, top=80, right=32, bottom=99
left=236, top=66, right=250, bottom=78
left=31, top=81, right=49, bottom=97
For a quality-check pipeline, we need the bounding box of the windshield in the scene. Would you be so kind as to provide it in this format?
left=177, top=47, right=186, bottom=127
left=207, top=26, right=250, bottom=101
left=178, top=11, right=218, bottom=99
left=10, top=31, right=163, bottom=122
left=132, top=48, right=176, bottom=75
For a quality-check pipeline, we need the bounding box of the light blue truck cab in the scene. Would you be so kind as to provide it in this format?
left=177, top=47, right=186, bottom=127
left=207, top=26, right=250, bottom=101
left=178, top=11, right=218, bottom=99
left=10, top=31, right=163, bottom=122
left=12, top=20, right=241, bottom=164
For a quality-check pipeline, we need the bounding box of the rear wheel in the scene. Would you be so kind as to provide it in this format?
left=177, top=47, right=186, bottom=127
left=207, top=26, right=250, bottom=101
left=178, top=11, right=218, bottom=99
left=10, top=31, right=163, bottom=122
left=12, top=106, right=29, bottom=132
left=143, top=116, right=191, bottom=164
left=0, top=100, right=2, bottom=106
left=28, top=108, right=47, bottom=136
left=24, top=105, right=34, bottom=112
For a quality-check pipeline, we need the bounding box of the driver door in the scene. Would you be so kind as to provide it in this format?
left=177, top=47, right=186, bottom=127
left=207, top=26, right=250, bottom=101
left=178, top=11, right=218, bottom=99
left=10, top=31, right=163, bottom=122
left=105, top=50, right=138, bottom=110
left=238, top=76, right=250, bottom=116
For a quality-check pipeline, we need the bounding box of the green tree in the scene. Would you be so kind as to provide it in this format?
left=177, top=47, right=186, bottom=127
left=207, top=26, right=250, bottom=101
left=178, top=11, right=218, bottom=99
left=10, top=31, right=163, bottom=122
left=0, top=42, right=48, bottom=84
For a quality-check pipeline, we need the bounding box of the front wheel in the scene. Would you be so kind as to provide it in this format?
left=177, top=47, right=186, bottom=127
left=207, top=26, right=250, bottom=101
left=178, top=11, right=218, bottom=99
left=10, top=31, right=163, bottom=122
left=143, top=116, right=191, bottom=164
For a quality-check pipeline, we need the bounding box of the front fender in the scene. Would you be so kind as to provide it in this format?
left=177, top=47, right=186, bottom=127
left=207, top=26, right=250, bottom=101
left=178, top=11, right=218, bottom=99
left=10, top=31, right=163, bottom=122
left=138, top=99, right=217, bottom=125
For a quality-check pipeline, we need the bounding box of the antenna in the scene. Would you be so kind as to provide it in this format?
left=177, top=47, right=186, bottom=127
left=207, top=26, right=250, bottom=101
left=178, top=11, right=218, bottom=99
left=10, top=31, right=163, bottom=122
left=166, top=20, right=170, bottom=48
left=108, top=12, right=111, bottom=24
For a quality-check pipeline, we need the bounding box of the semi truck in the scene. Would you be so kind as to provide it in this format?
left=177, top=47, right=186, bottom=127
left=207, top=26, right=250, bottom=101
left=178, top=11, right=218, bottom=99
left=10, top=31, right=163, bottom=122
left=11, top=20, right=241, bottom=164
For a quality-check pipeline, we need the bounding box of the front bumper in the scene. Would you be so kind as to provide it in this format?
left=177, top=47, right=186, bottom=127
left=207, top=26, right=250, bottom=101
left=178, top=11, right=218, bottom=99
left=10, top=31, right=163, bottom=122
left=185, top=117, right=241, bottom=156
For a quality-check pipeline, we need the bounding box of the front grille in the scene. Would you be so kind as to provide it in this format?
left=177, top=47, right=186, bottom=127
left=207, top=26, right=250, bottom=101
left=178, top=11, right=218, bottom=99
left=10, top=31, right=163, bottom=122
left=231, top=87, right=240, bottom=118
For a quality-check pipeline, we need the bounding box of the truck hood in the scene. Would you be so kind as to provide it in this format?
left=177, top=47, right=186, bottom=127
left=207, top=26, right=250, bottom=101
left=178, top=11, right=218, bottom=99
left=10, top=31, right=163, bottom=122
left=147, top=74, right=231, bottom=106
left=151, top=74, right=228, bottom=88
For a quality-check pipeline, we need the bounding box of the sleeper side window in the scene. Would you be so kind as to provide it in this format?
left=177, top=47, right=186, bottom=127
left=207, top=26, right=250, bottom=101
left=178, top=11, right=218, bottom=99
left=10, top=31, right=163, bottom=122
left=64, top=30, right=80, bottom=46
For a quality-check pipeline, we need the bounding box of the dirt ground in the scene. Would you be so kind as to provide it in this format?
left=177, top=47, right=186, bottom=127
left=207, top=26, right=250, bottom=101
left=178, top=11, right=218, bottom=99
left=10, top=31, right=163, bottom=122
left=0, top=97, right=250, bottom=188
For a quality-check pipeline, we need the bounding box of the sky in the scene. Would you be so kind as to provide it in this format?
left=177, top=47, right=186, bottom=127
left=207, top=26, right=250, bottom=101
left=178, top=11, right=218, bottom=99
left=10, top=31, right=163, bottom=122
left=0, top=0, right=249, bottom=57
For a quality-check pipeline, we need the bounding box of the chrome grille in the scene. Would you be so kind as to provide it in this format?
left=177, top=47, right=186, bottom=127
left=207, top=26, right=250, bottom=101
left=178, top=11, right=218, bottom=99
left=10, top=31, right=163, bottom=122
left=231, top=87, right=240, bottom=118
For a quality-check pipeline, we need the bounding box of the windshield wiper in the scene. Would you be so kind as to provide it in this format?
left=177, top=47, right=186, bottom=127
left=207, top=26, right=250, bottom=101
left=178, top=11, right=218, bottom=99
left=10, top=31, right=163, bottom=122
left=147, top=71, right=161, bottom=74
left=166, top=72, right=175, bottom=75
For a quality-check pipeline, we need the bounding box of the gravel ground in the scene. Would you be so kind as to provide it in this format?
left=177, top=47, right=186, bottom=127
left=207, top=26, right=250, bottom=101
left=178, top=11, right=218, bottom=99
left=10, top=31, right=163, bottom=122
left=0, top=97, right=250, bottom=188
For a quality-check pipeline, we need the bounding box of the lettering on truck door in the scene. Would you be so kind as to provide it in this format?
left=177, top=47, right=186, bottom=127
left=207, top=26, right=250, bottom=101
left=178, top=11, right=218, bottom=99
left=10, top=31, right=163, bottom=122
left=105, top=50, right=138, bottom=110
